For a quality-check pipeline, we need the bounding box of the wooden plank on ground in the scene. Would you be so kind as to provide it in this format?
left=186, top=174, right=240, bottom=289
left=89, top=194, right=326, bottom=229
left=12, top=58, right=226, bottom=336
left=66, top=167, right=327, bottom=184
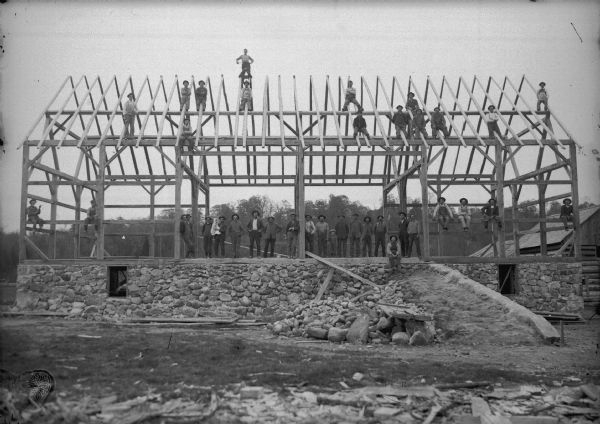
left=124, top=317, right=239, bottom=324
left=378, top=303, right=433, bottom=321
left=305, top=252, right=379, bottom=289
left=313, top=268, right=335, bottom=302
left=456, top=417, right=558, bottom=424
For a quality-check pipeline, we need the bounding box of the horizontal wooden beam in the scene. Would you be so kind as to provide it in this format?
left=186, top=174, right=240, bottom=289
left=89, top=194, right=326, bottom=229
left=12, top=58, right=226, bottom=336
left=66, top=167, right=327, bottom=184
left=27, top=193, right=86, bottom=212
left=30, top=163, right=97, bottom=191
left=103, top=204, right=197, bottom=208
left=182, top=150, right=422, bottom=157
left=518, top=192, right=571, bottom=208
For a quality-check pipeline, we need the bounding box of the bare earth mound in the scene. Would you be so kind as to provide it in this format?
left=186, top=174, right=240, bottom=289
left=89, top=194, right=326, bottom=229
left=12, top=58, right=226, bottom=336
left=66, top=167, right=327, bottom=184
left=388, top=268, right=541, bottom=346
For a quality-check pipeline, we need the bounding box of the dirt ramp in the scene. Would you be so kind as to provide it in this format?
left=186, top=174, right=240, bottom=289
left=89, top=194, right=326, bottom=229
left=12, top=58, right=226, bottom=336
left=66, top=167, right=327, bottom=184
left=388, top=265, right=558, bottom=345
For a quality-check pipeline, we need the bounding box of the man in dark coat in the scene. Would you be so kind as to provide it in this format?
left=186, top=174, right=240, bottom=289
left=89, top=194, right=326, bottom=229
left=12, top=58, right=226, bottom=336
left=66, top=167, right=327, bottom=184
left=179, top=214, right=195, bottom=258
left=247, top=210, right=264, bottom=258
left=334, top=215, right=349, bottom=257
left=373, top=215, right=387, bottom=257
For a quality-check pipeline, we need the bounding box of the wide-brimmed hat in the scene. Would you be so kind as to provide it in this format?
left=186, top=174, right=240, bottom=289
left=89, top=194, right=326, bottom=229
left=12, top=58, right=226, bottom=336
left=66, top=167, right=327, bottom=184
left=396, top=105, right=403, bottom=110
left=407, top=92, right=414, bottom=97
left=364, top=216, right=372, bottom=222
left=219, top=216, right=226, bottom=220
left=90, top=199, right=96, bottom=204
left=199, top=80, right=205, bottom=85
left=205, top=216, right=213, bottom=220
left=434, top=106, right=440, bottom=111
left=318, top=214, right=326, bottom=219
left=459, top=198, right=468, bottom=204
left=399, top=212, right=407, bottom=217
left=127, top=93, right=134, bottom=99
left=29, top=199, right=36, bottom=204
left=563, top=198, right=572, bottom=205
left=377, top=215, right=384, bottom=219
left=488, top=105, right=496, bottom=111
left=231, top=213, right=239, bottom=219
left=251, top=210, right=260, bottom=216
left=268, top=216, right=275, bottom=221
left=305, top=214, right=312, bottom=219
left=329, top=228, right=336, bottom=233
left=290, top=213, right=296, bottom=216
left=244, top=81, right=250, bottom=86
left=182, top=214, right=191, bottom=218
left=389, top=235, right=398, bottom=241
left=539, top=82, right=546, bottom=87
left=183, top=80, right=189, bottom=85
left=488, top=198, right=497, bottom=204
left=438, top=197, right=446, bottom=202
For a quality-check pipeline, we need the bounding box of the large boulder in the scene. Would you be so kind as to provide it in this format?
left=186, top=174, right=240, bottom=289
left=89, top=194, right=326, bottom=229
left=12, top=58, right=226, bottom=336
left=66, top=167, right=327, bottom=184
left=409, top=331, right=429, bottom=346
left=405, top=319, right=436, bottom=342
left=346, top=315, right=370, bottom=344
left=306, top=326, right=328, bottom=340
left=391, top=332, right=410, bottom=345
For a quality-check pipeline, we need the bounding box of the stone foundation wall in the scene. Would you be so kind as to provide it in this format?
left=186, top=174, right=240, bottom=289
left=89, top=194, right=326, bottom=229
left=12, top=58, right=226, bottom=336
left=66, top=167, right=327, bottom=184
left=14, top=260, right=584, bottom=318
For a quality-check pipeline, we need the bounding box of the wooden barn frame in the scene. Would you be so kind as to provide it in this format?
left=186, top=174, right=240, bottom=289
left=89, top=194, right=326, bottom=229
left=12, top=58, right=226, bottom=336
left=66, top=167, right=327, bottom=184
left=18, top=75, right=581, bottom=262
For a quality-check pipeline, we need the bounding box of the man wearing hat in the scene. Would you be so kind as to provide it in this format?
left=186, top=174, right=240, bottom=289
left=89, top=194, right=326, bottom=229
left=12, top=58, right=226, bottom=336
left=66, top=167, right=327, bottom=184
left=327, top=228, right=338, bottom=258
left=405, top=92, right=418, bottom=113
left=398, top=212, right=409, bottom=257
left=180, top=80, right=191, bottom=112
left=373, top=215, right=387, bottom=257
left=195, top=80, right=207, bottom=111
left=182, top=117, right=194, bottom=150
left=342, top=80, right=363, bottom=112
left=285, top=213, right=299, bottom=258
left=26, top=199, right=45, bottom=232
left=387, top=235, right=401, bottom=271
left=83, top=199, right=98, bottom=233
left=411, top=108, right=428, bottom=140
left=239, top=81, right=253, bottom=111
left=457, top=198, right=471, bottom=231
left=247, top=210, right=263, bottom=258
left=236, top=48, right=254, bottom=79
left=485, top=105, right=503, bottom=140
left=352, top=111, right=370, bottom=141
left=211, top=215, right=227, bottom=257
left=560, top=198, right=574, bottom=231
left=201, top=216, right=214, bottom=258
left=315, top=215, right=329, bottom=257
left=334, top=215, right=349, bottom=257
left=228, top=213, right=244, bottom=258
left=263, top=216, right=280, bottom=258
left=407, top=213, right=421, bottom=258
left=348, top=213, right=362, bottom=257
left=304, top=214, right=316, bottom=253
left=537, top=82, right=549, bottom=112
left=361, top=216, right=374, bottom=257
left=431, top=106, right=450, bottom=139
left=123, top=93, right=137, bottom=138
left=179, top=214, right=195, bottom=258
left=392, top=105, right=410, bottom=140
left=433, top=197, right=453, bottom=231
left=481, top=198, right=502, bottom=230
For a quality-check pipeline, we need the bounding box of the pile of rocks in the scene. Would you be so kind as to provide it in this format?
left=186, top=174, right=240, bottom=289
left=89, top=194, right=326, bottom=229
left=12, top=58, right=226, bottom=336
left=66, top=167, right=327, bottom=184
left=268, top=297, right=437, bottom=346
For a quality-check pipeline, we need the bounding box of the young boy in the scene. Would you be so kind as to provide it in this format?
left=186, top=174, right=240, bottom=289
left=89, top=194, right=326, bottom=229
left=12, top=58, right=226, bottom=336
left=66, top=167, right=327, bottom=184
left=285, top=213, right=299, bottom=258
left=433, top=197, right=453, bottom=230
left=560, top=198, right=574, bottom=230
left=353, top=111, right=371, bottom=141
left=211, top=216, right=227, bottom=257
left=431, top=106, right=450, bottom=138
left=537, top=82, right=549, bottom=112
left=304, top=214, right=316, bottom=253
left=481, top=198, right=502, bottom=230
left=247, top=210, right=263, bottom=257
left=195, top=80, right=207, bottom=111
left=342, top=80, right=363, bottom=112
left=239, top=81, right=253, bottom=111
left=485, top=105, right=503, bottom=140
left=387, top=235, right=401, bottom=271
left=457, top=198, right=471, bottom=231
left=26, top=199, right=45, bottom=231
left=180, top=80, right=191, bottom=111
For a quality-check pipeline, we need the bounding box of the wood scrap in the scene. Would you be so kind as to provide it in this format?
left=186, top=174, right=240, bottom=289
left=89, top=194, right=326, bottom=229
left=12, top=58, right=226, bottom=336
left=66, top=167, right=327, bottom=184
left=435, top=381, right=492, bottom=390
left=423, top=403, right=443, bottom=424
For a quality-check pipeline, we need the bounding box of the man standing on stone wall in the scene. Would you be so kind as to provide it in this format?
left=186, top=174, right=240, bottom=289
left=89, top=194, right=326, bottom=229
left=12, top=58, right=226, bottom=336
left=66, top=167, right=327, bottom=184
left=202, top=216, right=213, bottom=258
left=285, top=213, right=299, bottom=258
left=361, top=216, right=374, bottom=257
left=373, top=215, right=387, bottom=257
left=212, top=216, right=227, bottom=258
left=228, top=213, right=244, bottom=258
left=263, top=216, right=280, bottom=258
left=179, top=214, right=195, bottom=258
left=247, top=210, right=263, bottom=258
left=335, top=215, right=349, bottom=257
left=348, top=213, right=362, bottom=257
left=315, top=215, right=329, bottom=257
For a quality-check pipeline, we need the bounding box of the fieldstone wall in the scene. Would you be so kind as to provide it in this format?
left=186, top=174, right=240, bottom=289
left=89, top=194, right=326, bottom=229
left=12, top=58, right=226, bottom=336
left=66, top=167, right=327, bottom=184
left=447, top=262, right=583, bottom=313
left=14, top=260, right=584, bottom=318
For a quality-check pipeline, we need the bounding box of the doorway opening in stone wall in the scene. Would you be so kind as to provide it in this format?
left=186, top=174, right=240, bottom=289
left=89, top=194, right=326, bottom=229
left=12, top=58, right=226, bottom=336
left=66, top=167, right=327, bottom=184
left=498, top=264, right=517, bottom=295
left=108, top=266, right=128, bottom=297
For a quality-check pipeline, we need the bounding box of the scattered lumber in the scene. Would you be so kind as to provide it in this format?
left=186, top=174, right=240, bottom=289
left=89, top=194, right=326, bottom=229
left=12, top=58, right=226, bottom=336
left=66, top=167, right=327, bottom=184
left=532, top=311, right=585, bottom=324
left=305, top=252, right=380, bottom=289
left=122, top=316, right=239, bottom=324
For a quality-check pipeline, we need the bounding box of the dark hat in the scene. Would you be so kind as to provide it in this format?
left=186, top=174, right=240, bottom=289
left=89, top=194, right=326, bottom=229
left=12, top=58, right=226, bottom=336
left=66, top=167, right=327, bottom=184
left=352, top=213, right=359, bottom=217
left=290, top=213, right=296, bottom=216
left=268, top=216, right=275, bottom=221
left=244, top=81, right=250, bottom=86
left=318, top=214, right=326, bottom=219
left=183, top=80, right=189, bottom=85
left=364, top=216, right=372, bottom=222
left=389, top=234, right=398, bottom=241
left=408, top=92, right=414, bottom=97
left=563, top=198, right=572, bottom=204
left=348, top=80, right=353, bottom=85
left=459, top=198, right=468, bottom=204
left=539, top=82, right=546, bottom=86
left=199, top=80, right=205, bottom=84
left=29, top=199, right=36, bottom=204
left=183, top=117, right=190, bottom=122
left=488, top=105, right=496, bottom=111
left=329, top=228, right=336, bottom=233
left=231, top=213, right=239, bottom=219
left=127, top=93, right=134, bottom=99
left=183, top=214, right=191, bottom=218
left=399, top=212, right=407, bottom=217
left=90, top=199, right=96, bottom=204
left=396, top=105, right=403, bottom=110
left=205, top=216, right=212, bottom=220
left=377, top=215, right=384, bottom=219
left=219, top=216, right=226, bottom=220
left=488, top=198, right=497, bottom=203
left=305, top=214, right=312, bottom=219
left=438, top=197, right=446, bottom=202
left=434, top=106, right=440, bottom=111
left=251, top=210, right=260, bottom=216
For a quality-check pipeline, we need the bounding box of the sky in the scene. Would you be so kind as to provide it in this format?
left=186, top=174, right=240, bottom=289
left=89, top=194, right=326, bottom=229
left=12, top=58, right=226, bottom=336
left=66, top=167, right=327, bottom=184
left=0, top=0, right=599, bottom=232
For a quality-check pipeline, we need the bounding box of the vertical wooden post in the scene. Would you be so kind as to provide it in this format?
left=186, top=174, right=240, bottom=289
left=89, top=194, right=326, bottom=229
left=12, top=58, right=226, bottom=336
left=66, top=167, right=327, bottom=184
left=570, top=143, right=581, bottom=258
left=495, top=144, right=506, bottom=258
left=74, top=186, right=82, bottom=259
left=48, top=174, right=58, bottom=259
left=297, top=147, right=306, bottom=259
left=538, top=175, right=548, bottom=256
left=511, top=186, right=520, bottom=257
left=174, top=146, right=183, bottom=259
left=399, top=179, right=407, bottom=212
left=149, top=182, right=156, bottom=257
left=191, top=177, right=199, bottom=259
left=97, top=144, right=106, bottom=260
left=436, top=183, right=442, bottom=256
left=19, top=142, right=30, bottom=262
left=420, top=146, right=430, bottom=260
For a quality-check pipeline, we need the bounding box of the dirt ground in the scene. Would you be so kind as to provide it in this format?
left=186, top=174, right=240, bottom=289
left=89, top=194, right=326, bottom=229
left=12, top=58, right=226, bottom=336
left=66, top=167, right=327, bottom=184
left=1, top=317, right=598, bottom=402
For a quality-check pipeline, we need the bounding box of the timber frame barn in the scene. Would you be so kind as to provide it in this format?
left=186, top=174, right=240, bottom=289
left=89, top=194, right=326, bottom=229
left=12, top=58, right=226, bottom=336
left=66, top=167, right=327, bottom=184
left=18, top=75, right=581, bottom=263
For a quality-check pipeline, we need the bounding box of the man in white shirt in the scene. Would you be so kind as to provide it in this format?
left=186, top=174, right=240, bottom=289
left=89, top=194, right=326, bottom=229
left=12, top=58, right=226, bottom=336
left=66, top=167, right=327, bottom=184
left=485, top=105, right=503, bottom=140
left=239, top=81, right=253, bottom=111
left=123, top=93, right=137, bottom=137
left=236, top=49, right=254, bottom=79
left=342, top=81, right=363, bottom=112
